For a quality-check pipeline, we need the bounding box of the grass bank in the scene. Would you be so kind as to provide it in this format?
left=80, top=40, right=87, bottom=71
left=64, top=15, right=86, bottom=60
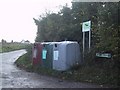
left=15, top=45, right=119, bottom=88
left=1, top=42, right=28, bottom=53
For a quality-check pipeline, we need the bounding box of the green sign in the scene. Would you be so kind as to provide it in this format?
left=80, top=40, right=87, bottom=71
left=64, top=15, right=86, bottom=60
left=96, top=53, right=111, bottom=58
left=42, top=49, right=47, bottom=60
left=82, top=21, right=91, bottom=32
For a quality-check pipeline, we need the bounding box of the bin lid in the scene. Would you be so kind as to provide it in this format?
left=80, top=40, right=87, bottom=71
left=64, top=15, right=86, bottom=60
left=40, top=41, right=78, bottom=45
left=61, top=41, right=77, bottom=43
left=41, top=42, right=52, bottom=44
left=59, top=41, right=78, bottom=46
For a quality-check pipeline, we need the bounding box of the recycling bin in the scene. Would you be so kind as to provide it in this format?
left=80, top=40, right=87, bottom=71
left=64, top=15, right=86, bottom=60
left=32, top=42, right=42, bottom=65
left=53, top=41, right=81, bottom=71
left=41, top=42, right=53, bottom=69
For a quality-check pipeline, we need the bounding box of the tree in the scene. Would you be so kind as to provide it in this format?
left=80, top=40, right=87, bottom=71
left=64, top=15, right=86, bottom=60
left=34, top=2, right=119, bottom=61
left=95, top=2, right=119, bottom=60
left=1, top=39, right=7, bottom=44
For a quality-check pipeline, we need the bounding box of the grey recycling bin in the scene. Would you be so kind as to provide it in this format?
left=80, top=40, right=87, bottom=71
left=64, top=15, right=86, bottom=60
left=53, top=41, right=81, bottom=71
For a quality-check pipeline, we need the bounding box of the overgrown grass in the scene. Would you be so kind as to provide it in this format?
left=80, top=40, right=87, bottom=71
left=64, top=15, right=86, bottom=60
left=15, top=45, right=119, bottom=88
left=15, top=44, right=33, bottom=70
left=1, top=42, right=27, bottom=53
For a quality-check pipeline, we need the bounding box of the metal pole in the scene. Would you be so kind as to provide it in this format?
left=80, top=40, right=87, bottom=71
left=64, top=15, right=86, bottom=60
left=89, top=30, right=91, bottom=51
left=83, top=32, right=85, bottom=61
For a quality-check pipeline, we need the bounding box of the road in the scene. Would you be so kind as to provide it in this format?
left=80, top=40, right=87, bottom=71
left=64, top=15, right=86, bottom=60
left=0, top=49, right=104, bottom=88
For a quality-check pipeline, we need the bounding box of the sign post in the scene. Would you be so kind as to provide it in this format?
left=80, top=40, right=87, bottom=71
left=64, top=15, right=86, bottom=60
left=83, top=32, right=85, bottom=60
left=82, top=20, right=91, bottom=61
left=89, top=29, right=91, bottom=51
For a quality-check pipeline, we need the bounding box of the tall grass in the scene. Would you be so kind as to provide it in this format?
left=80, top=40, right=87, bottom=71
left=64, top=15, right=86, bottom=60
left=1, top=42, right=27, bottom=53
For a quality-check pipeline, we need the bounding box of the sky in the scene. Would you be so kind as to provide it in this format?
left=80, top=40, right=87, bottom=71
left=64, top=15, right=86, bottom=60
left=0, top=0, right=72, bottom=43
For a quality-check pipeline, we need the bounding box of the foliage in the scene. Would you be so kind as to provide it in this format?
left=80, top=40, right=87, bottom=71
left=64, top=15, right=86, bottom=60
left=34, top=2, right=119, bottom=55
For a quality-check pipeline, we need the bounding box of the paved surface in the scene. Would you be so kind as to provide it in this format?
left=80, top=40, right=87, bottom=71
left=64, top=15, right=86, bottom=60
left=0, top=50, right=105, bottom=88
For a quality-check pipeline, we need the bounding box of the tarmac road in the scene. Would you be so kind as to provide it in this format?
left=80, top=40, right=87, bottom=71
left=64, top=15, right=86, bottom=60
left=0, top=49, right=105, bottom=88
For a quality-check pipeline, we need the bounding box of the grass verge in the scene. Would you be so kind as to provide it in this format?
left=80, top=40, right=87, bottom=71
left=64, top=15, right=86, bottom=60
left=1, top=42, right=27, bottom=53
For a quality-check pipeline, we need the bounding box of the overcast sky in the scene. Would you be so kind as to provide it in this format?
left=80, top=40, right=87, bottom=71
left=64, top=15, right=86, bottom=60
left=0, top=0, right=72, bottom=43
